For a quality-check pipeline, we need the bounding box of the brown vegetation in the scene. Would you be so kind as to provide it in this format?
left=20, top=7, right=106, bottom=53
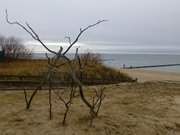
left=0, top=54, right=134, bottom=83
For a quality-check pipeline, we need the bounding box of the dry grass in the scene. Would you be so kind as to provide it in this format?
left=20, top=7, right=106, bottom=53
left=0, top=59, right=48, bottom=76
left=0, top=57, right=134, bottom=83
left=1, top=82, right=180, bottom=135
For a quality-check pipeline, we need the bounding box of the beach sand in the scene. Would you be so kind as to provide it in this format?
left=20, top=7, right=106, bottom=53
left=1, top=70, right=180, bottom=135
left=122, top=69, right=180, bottom=82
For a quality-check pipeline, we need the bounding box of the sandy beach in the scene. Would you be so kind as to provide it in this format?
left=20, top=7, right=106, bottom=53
left=122, top=69, right=180, bottom=82
left=1, top=70, right=180, bottom=135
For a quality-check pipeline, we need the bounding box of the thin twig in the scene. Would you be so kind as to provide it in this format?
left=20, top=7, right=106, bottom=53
left=63, top=20, right=108, bottom=55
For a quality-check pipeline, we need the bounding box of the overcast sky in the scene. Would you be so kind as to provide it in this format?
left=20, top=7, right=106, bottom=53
left=0, top=0, right=180, bottom=46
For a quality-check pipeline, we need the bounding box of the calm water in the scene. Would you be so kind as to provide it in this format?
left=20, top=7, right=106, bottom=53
left=26, top=40, right=180, bottom=73
left=32, top=53, right=180, bottom=73
left=101, top=54, right=180, bottom=73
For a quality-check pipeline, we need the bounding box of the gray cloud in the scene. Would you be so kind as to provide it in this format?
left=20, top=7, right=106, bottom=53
left=0, top=0, right=180, bottom=46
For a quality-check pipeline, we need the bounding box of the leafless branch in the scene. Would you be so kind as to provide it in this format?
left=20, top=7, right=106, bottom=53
left=23, top=88, right=28, bottom=107
left=53, top=86, right=75, bottom=125
left=6, top=10, right=107, bottom=126
left=5, top=9, right=57, bottom=54
left=89, top=87, right=105, bottom=126
left=5, top=10, right=37, bottom=39
left=63, top=20, right=108, bottom=55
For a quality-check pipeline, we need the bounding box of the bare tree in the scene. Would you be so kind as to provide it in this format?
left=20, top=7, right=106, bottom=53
left=6, top=9, right=106, bottom=125
left=0, top=36, right=31, bottom=59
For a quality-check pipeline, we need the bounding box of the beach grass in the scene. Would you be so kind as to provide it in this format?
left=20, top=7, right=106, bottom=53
left=0, top=56, right=134, bottom=83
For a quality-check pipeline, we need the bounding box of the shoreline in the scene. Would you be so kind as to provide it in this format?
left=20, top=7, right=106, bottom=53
left=121, top=69, right=180, bottom=82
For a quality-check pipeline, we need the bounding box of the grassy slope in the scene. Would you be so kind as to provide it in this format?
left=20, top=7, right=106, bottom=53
left=0, top=59, right=134, bottom=83
left=0, top=59, right=47, bottom=76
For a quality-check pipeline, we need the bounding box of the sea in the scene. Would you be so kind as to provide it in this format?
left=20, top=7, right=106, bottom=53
left=25, top=41, right=180, bottom=73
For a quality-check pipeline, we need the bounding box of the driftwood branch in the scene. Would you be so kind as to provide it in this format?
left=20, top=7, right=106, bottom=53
left=6, top=9, right=107, bottom=125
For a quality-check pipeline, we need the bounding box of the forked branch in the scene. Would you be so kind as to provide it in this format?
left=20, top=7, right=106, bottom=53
left=5, top=9, right=57, bottom=54
left=6, top=9, right=107, bottom=125
left=63, top=20, right=108, bottom=55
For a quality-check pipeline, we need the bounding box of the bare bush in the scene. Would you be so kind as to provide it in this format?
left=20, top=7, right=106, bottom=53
left=53, top=83, right=76, bottom=125
left=80, top=53, right=102, bottom=65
